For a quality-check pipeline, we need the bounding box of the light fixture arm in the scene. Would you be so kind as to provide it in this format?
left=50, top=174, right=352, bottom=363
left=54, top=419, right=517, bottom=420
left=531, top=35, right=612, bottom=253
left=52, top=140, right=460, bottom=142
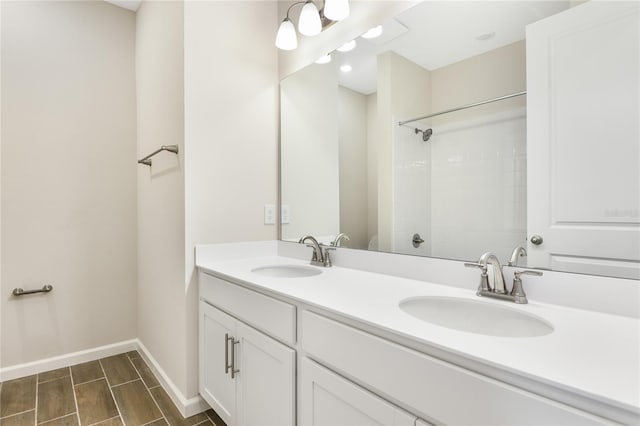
left=285, top=1, right=310, bottom=19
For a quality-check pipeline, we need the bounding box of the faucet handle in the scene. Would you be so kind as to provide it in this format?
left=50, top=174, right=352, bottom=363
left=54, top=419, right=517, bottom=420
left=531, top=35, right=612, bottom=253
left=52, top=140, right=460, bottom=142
left=511, top=270, right=543, bottom=304
left=514, top=270, right=543, bottom=279
left=322, top=246, right=335, bottom=267
left=464, top=262, right=487, bottom=272
left=465, top=262, right=491, bottom=293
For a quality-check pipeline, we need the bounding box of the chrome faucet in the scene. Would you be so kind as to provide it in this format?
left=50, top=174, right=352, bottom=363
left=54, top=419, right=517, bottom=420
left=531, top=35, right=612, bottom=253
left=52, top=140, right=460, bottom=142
left=331, top=233, right=350, bottom=247
left=479, top=252, right=507, bottom=294
left=508, top=246, right=527, bottom=267
left=298, top=235, right=334, bottom=267
left=465, top=252, right=543, bottom=304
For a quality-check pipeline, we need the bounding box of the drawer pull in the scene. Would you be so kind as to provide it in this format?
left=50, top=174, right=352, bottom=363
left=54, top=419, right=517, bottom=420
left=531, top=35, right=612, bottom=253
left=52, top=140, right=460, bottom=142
left=231, top=338, right=240, bottom=379
left=225, top=333, right=233, bottom=374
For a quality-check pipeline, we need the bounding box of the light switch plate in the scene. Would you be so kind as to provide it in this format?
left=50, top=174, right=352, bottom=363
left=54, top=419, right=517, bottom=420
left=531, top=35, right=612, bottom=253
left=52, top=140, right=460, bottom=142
left=264, top=204, right=276, bottom=225
left=281, top=205, right=291, bottom=224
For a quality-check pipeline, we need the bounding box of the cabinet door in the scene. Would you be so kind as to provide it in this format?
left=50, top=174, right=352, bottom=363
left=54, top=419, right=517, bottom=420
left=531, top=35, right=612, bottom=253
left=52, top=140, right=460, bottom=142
left=199, top=301, right=237, bottom=426
left=300, top=357, right=416, bottom=426
left=236, top=321, right=295, bottom=426
left=526, top=1, right=640, bottom=279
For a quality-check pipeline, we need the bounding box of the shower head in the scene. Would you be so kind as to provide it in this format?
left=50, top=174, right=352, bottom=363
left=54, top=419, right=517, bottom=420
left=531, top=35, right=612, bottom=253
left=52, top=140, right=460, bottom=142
left=414, top=128, right=433, bottom=142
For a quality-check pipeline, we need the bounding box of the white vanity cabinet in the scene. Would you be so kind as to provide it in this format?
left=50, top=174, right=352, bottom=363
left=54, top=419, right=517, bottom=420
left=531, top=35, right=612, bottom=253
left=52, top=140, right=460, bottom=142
left=300, top=357, right=419, bottom=426
left=199, top=273, right=296, bottom=426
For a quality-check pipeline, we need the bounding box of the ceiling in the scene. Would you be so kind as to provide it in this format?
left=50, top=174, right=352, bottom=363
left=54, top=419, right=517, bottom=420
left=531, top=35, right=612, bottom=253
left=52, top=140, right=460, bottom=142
left=104, top=0, right=141, bottom=12
left=333, top=1, right=570, bottom=95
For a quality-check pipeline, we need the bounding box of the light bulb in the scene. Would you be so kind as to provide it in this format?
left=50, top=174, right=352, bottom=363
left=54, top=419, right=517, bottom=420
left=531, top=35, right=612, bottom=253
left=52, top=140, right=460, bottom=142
left=275, top=18, right=297, bottom=50
left=340, top=64, right=352, bottom=73
left=315, top=54, right=332, bottom=64
left=361, top=25, right=383, bottom=39
left=298, top=1, right=321, bottom=36
left=324, top=0, right=349, bottom=21
left=337, top=40, right=356, bottom=52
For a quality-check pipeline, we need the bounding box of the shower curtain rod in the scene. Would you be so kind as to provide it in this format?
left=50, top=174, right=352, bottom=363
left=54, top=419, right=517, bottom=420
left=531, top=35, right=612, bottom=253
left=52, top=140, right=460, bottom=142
left=398, top=90, right=526, bottom=127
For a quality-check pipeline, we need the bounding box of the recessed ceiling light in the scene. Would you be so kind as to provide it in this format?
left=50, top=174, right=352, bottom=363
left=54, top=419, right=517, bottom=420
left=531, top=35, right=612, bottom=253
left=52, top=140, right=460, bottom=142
left=340, top=64, right=352, bottom=73
left=361, top=25, right=383, bottom=39
left=315, top=54, right=332, bottom=64
left=337, top=40, right=356, bottom=52
left=475, top=32, right=495, bottom=41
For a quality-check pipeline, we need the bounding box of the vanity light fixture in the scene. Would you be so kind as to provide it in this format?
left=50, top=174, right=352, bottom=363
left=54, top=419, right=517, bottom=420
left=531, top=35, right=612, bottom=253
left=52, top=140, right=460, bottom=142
left=315, top=53, right=332, bottom=64
left=298, top=1, right=322, bottom=36
left=324, top=0, right=349, bottom=21
left=340, top=64, right=352, bottom=73
left=337, top=39, right=356, bottom=52
left=361, top=25, right=383, bottom=39
left=276, top=0, right=350, bottom=51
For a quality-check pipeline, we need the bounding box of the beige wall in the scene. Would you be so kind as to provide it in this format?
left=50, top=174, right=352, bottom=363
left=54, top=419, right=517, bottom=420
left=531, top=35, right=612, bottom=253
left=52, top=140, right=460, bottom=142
left=338, top=86, right=368, bottom=249
left=183, top=0, right=279, bottom=397
left=136, top=0, right=187, bottom=395
left=366, top=93, right=378, bottom=247
left=1, top=1, right=137, bottom=367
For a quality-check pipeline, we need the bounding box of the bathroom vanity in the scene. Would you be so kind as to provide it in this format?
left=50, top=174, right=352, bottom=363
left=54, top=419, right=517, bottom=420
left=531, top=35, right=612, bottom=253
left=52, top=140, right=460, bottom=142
left=196, top=241, right=639, bottom=426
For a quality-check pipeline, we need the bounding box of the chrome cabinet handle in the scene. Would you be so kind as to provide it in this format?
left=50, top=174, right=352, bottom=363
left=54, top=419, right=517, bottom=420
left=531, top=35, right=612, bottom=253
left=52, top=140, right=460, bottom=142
left=224, top=333, right=233, bottom=374
left=231, top=338, right=240, bottom=379
left=412, top=233, right=425, bottom=248
left=530, top=235, right=543, bottom=245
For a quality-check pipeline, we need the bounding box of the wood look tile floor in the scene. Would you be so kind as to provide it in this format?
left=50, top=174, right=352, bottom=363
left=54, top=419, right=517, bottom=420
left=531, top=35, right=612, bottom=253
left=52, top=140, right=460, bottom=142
left=0, top=351, right=225, bottom=426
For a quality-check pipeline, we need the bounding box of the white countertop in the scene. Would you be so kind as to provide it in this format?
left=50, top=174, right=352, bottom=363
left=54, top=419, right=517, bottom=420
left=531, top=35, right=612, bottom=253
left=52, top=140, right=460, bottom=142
left=196, top=250, right=640, bottom=419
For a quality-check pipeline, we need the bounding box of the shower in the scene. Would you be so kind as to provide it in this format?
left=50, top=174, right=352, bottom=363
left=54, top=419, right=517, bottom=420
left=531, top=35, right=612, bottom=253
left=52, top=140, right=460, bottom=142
left=415, top=127, right=433, bottom=142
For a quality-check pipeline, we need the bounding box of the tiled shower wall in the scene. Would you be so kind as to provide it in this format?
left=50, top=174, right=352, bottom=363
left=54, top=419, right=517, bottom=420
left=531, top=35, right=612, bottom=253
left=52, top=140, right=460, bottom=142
left=393, top=108, right=527, bottom=261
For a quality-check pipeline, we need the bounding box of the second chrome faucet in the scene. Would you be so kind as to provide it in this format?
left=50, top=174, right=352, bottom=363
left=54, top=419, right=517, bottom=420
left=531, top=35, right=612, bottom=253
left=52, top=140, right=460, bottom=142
left=465, top=251, right=542, bottom=304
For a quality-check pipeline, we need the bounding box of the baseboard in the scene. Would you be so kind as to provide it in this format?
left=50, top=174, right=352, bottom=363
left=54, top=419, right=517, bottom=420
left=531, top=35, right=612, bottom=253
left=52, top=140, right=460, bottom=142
left=135, top=339, right=209, bottom=418
left=0, top=339, right=138, bottom=382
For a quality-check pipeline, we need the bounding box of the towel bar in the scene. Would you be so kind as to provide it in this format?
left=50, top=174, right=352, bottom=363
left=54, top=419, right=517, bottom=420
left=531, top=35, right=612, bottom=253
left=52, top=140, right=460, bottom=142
left=138, top=145, right=179, bottom=166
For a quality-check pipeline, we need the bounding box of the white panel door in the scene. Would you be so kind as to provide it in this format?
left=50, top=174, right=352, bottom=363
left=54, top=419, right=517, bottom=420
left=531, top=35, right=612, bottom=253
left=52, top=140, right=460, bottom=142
left=199, top=302, right=237, bottom=426
left=236, top=321, right=295, bottom=426
left=300, top=357, right=416, bottom=426
left=526, top=1, right=640, bottom=279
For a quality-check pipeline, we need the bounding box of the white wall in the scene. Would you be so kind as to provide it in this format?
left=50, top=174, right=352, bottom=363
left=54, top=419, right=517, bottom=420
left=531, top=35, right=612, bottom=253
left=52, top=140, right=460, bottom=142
left=136, top=0, right=187, bottom=396
left=184, top=0, right=279, bottom=398
left=377, top=51, right=432, bottom=253
left=1, top=1, right=137, bottom=367
left=281, top=64, right=339, bottom=242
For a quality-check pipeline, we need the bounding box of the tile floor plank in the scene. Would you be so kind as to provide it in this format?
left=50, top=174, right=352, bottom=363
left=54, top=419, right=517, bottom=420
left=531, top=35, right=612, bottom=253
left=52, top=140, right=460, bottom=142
left=38, top=368, right=70, bottom=383
left=143, top=419, right=168, bottom=426
left=37, top=376, right=76, bottom=423
left=100, top=355, right=139, bottom=387
left=111, top=380, right=162, bottom=426
left=130, top=358, right=160, bottom=389
left=90, top=417, right=123, bottom=426
left=71, top=361, right=104, bottom=385
left=0, top=410, right=36, bottom=426
left=125, top=351, right=141, bottom=360
left=37, top=413, right=79, bottom=426
left=0, top=376, right=37, bottom=418
left=204, top=410, right=226, bottom=426
left=75, top=379, right=118, bottom=425
left=149, top=387, right=207, bottom=426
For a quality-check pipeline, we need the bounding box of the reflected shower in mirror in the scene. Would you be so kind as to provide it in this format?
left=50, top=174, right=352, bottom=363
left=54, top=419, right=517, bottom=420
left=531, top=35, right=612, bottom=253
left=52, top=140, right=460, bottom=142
left=280, top=0, right=640, bottom=279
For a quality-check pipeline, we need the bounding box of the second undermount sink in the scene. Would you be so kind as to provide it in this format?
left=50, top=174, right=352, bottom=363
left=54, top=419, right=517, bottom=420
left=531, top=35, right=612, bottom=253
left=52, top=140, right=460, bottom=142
left=400, top=296, right=553, bottom=338
left=251, top=265, right=322, bottom=278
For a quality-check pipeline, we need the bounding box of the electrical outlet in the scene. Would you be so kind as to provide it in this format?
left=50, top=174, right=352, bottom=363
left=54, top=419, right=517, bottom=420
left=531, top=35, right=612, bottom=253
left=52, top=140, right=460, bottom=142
left=281, top=204, right=291, bottom=224
left=264, top=204, right=276, bottom=225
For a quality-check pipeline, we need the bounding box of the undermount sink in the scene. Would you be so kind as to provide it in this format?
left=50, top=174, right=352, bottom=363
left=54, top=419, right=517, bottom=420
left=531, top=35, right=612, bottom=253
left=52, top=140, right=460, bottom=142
left=399, top=296, right=553, bottom=338
left=251, top=265, right=322, bottom=278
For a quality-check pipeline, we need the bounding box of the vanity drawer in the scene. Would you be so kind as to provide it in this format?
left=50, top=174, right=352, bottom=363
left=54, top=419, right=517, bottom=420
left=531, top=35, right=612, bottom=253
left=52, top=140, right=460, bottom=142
left=199, top=272, right=296, bottom=345
left=301, top=311, right=608, bottom=425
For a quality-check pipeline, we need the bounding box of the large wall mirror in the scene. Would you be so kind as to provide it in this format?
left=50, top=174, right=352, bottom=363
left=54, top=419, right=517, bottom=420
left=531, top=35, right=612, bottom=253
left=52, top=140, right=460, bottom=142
left=280, top=0, right=640, bottom=280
